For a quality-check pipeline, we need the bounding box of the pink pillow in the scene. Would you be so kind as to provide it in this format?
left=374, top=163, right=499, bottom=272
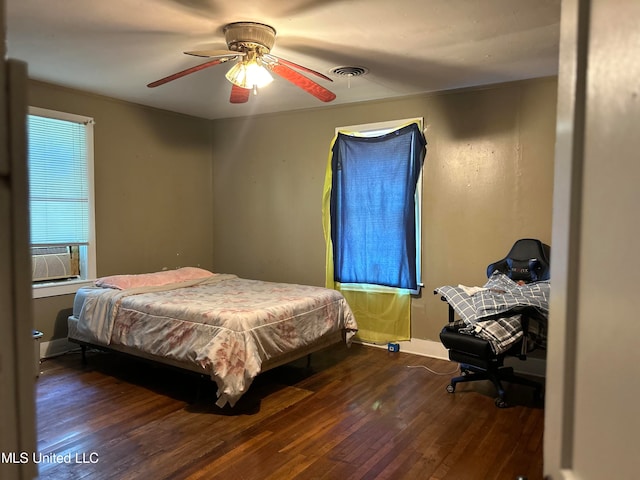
left=96, top=267, right=214, bottom=290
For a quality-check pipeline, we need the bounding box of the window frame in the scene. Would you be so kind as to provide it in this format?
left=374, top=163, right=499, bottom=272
left=28, top=106, right=97, bottom=299
left=333, top=117, right=424, bottom=294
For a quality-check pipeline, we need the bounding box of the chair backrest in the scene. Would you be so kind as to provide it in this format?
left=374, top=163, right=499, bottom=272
left=486, top=238, right=551, bottom=282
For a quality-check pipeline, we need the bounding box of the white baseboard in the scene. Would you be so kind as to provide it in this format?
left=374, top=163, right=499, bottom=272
left=356, top=338, right=449, bottom=360
left=358, top=338, right=546, bottom=378
left=39, top=338, right=78, bottom=359
left=38, top=336, right=546, bottom=377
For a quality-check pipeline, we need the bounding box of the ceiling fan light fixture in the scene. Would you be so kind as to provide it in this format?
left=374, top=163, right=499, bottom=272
left=225, top=55, right=273, bottom=91
left=246, top=61, right=274, bottom=87
left=149, top=20, right=335, bottom=103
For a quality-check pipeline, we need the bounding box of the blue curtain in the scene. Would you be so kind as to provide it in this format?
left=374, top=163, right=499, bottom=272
left=330, top=123, right=426, bottom=290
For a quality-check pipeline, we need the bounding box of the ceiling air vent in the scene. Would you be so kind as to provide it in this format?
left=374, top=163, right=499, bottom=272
left=329, top=66, right=369, bottom=77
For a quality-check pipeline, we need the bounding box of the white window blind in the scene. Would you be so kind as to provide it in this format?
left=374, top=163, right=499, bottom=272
left=28, top=113, right=91, bottom=246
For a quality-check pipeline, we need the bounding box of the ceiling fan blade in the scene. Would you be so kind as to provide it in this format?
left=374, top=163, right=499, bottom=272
left=147, top=58, right=229, bottom=88
left=265, top=54, right=333, bottom=82
left=270, top=64, right=336, bottom=102
left=230, top=84, right=250, bottom=104
left=184, top=50, right=243, bottom=60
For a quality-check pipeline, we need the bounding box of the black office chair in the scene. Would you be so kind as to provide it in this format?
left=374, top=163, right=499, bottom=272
left=438, top=238, right=550, bottom=407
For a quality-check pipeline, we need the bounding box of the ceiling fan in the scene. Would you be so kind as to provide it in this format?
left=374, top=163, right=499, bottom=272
left=147, top=21, right=336, bottom=104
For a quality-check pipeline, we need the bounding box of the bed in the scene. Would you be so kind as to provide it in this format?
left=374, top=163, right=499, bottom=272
left=67, top=267, right=358, bottom=407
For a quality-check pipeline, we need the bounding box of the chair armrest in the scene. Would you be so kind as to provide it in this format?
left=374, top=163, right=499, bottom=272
left=434, top=291, right=463, bottom=326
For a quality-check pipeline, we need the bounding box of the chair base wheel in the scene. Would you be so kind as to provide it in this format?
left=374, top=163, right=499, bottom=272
left=495, top=397, right=508, bottom=408
left=446, top=384, right=455, bottom=393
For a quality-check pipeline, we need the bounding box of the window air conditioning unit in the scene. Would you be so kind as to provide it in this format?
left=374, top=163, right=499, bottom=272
left=32, top=247, right=73, bottom=281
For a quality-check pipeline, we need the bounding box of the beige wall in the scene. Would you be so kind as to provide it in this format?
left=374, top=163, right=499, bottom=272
left=29, top=81, right=214, bottom=341
left=30, top=77, right=556, bottom=344
left=211, top=77, right=557, bottom=341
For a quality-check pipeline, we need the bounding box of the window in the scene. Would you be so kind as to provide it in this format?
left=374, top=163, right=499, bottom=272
left=330, top=118, right=426, bottom=293
left=28, top=106, right=96, bottom=298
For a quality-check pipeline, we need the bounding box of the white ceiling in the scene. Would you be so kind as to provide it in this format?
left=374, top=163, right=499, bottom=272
left=6, top=0, right=561, bottom=120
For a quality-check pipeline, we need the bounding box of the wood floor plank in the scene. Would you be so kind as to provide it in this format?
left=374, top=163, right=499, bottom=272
left=34, top=343, right=544, bottom=479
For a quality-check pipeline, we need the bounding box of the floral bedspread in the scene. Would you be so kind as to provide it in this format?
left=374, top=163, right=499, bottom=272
left=76, top=274, right=357, bottom=407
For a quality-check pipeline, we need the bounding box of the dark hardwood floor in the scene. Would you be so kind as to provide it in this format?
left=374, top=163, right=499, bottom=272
left=34, top=343, right=544, bottom=480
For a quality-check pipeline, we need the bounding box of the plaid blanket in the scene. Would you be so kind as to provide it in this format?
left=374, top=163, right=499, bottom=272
left=461, top=314, right=524, bottom=355
left=435, top=272, right=550, bottom=354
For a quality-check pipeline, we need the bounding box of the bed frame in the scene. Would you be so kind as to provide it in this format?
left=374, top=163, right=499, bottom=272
left=67, top=314, right=345, bottom=402
left=68, top=322, right=343, bottom=374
